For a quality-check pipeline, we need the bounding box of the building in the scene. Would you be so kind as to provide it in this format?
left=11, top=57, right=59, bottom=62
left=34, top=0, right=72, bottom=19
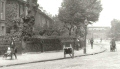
left=0, top=0, right=31, bottom=35
left=34, top=9, right=54, bottom=35
left=0, top=0, right=6, bottom=35
left=87, top=27, right=110, bottom=39
left=0, top=0, right=53, bottom=36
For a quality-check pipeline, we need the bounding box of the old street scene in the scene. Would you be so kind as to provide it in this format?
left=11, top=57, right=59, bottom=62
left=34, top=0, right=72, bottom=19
left=0, top=0, right=120, bottom=69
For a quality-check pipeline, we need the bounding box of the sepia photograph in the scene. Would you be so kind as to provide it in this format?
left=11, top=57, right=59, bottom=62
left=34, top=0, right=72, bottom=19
left=0, top=0, right=119, bottom=69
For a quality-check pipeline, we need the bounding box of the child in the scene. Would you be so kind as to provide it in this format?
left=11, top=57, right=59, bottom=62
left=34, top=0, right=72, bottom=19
left=3, top=47, right=11, bottom=58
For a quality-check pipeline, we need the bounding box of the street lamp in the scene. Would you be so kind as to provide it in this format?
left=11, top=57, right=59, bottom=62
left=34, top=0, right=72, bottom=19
left=84, top=18, right=89, bottom=54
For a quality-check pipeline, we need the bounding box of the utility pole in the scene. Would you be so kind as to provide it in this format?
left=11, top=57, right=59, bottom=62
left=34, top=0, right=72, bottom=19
left=84, top=18, right=89, bottom=54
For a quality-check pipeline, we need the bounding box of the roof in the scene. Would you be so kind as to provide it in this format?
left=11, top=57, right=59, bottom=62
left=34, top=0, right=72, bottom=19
left=16, top=0, right=54, bottom=22
left=37, top=9, right=54, bottom=22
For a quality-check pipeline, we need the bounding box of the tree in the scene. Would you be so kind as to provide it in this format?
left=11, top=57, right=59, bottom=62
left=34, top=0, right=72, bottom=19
left=111, top=19, right=120, bottom=39
left=6, top=0, right=18, bottom=33
left=22, top=11, right=35, bottom=38
left=20, top=4, right=39, bottom=52
left=58, top=0, right=102, bottom=36
left=52, top=15, right=66, bottom=36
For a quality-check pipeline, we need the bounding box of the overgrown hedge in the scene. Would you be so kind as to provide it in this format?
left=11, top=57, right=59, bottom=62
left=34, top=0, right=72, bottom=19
left=0, top=35, right=22, bottom=55
left=0, top=36, right=77, bottom=55
left=25, top=36, right=77, bottom=52
left=25, top=37, right=62, bottom=52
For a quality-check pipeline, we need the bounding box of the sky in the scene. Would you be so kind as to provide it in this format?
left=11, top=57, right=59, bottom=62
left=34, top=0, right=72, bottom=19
left=38, top=0, right=120, bottom=27
left=38, top=0, right=62, bottom=15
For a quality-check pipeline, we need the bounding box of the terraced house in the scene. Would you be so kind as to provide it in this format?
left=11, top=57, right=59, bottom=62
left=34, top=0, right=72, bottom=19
left=0, top=0, right=53, bottom=36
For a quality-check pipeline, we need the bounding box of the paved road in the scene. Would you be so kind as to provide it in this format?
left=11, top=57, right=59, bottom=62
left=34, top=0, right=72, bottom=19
left=1, top=40, right=120, bottom=69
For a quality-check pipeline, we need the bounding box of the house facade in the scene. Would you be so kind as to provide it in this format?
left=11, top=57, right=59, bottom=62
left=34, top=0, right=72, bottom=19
left=34, top=9, right=54, bottom=35
left=0, top=0, right=53, bottom=36
left=0, top=0, right=30, bottom=36
left=0, top=0, right=6, bottom=35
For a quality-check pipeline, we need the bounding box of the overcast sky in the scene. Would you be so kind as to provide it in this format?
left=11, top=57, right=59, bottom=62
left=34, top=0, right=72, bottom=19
left=38, top=0, right=120, bottom=27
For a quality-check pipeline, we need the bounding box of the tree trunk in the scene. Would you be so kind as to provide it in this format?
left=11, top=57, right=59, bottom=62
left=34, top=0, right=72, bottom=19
left=69, top=30, right=71, bottom=36
left=21, top=39, right=26, bottom=54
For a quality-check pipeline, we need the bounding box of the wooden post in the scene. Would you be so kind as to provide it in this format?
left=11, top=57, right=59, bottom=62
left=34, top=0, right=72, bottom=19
left=63, top=45, right=66, bottom=58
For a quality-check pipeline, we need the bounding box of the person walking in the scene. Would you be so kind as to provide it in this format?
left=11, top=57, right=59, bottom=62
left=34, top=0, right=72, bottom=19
left=10, top=37, right=17, bottom=60
left=90, top=38, right=94, bottom=49
left=110, top=38, right=116, bottom=52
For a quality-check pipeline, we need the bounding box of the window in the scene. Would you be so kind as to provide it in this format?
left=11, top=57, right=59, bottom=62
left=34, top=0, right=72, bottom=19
left=47, top=20, right=49, bottom=27
left=2, top=26, right=4, bottom=31
left=1, top=2, right=4, bottom=13
left=1, top=1, right=5, bottom=20
left=25, top=7, right=28, bottom=16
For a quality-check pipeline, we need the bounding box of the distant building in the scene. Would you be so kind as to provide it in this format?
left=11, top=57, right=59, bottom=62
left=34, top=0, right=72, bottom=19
left=0, top=0, right=53, bottom=36
left=87, top=27, right=110, bottom=39
left=34, top=9, right=54, bottom=35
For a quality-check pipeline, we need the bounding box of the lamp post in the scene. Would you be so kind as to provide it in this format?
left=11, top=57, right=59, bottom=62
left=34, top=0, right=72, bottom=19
left=84, top=18, right=89, bottom=54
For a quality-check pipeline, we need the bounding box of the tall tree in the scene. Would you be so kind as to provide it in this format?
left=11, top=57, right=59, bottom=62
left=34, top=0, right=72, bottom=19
left=111, top=19, right=120, bottom=39
left=6, top=0, right=19, bottom=33
left=52, top=15, right=66, bottom=36
left=22, top=11, right=35, bottom=38
left=20, top=1, right=39, bottom=51
left=58, top=0, right=102, bottom=36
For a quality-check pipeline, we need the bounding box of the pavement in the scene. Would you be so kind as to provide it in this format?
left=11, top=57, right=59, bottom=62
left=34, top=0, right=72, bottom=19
left=0, top=43, right=106, bottom=67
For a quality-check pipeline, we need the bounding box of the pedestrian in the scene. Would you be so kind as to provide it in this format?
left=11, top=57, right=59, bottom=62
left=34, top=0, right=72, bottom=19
left=90, top=38, right=94, bottom=49
left=110, top=38, right=116, bottom=52
left=10, top=37, right=17, bottom=60
left=76, top=36, right=82, bottom=50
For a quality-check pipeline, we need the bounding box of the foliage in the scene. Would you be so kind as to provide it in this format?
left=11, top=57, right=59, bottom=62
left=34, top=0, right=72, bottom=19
left=39, top=15, right=66, bottom=36
left=38, top=22, right=54, bottom=36
left=6, top=0, right=19, bottom=32
left=111, top=19, right=120, bottom=38
left=22, top=11, right=35, bottom=38
left=58, top=0, right=102, bottom=36
left=52, top=15, right=66, bottom=36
